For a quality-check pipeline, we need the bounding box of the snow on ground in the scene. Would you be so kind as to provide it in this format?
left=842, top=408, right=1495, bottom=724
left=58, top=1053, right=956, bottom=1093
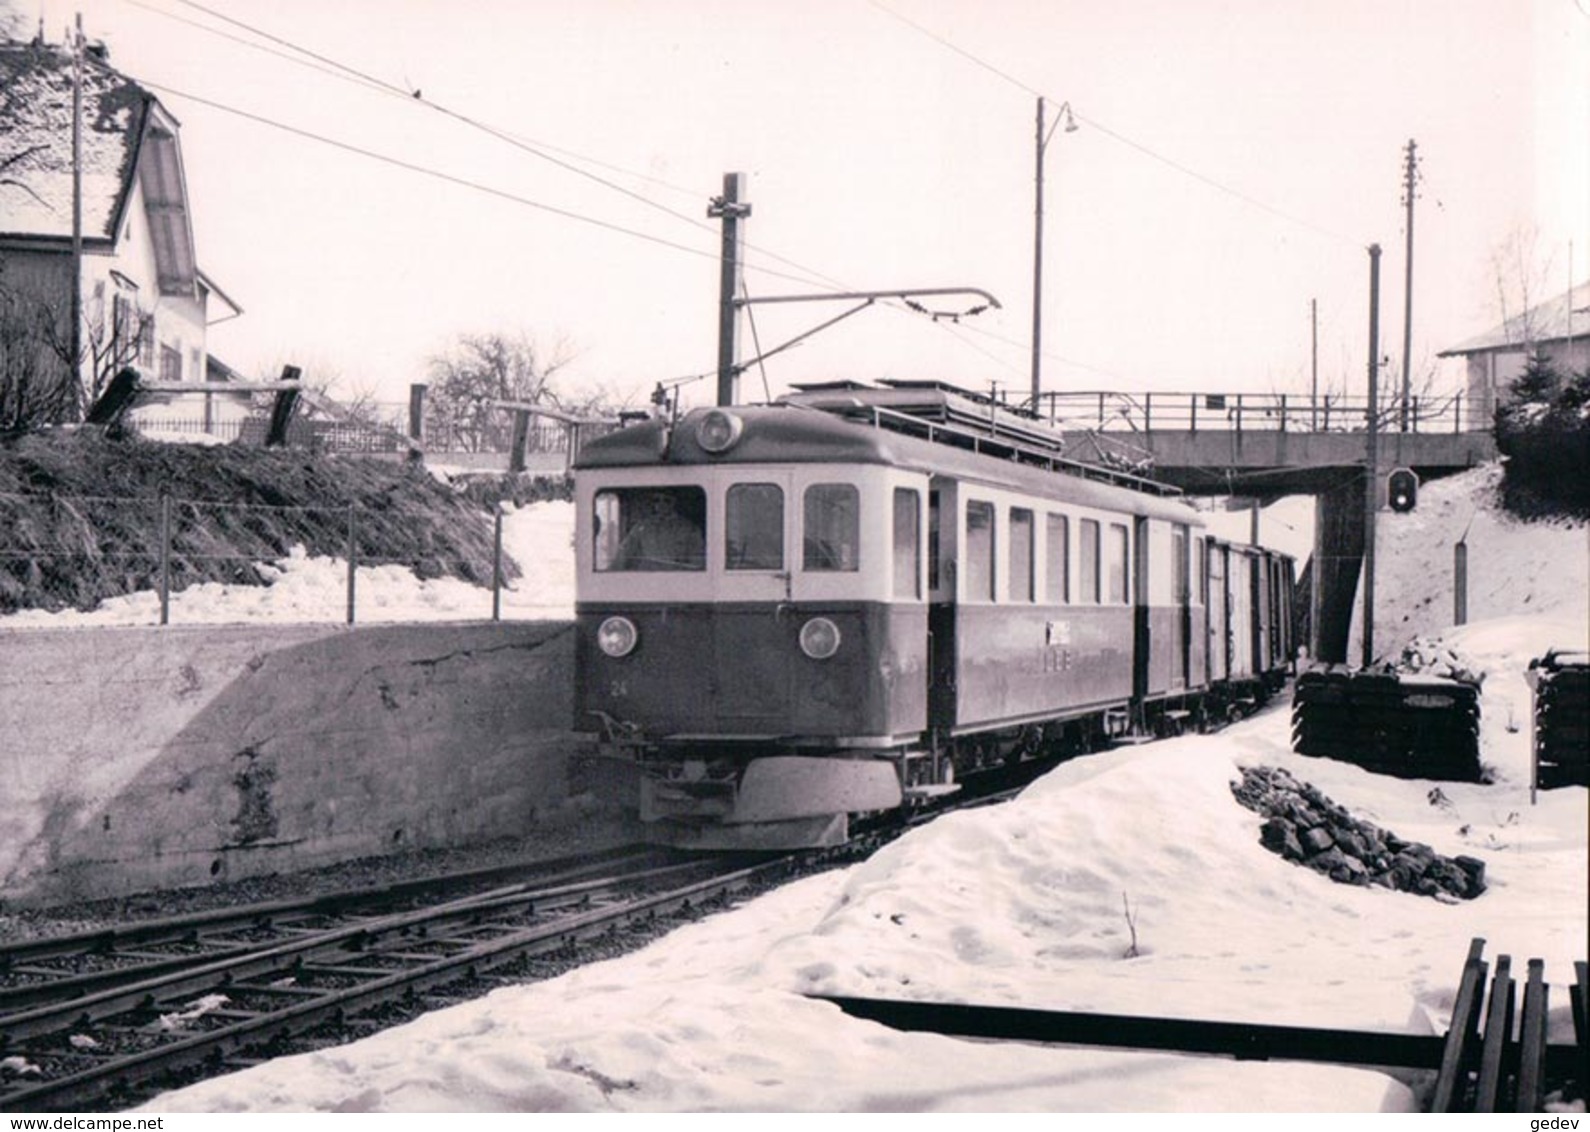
left=6, top=466, right=1585, bottom=1111
left=0, top=499, right=578, bottom=627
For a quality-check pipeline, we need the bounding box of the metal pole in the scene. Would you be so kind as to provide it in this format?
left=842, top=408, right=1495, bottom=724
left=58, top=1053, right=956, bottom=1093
left=492, top=508, right=504, bottom=622
left=709, top=172, right=749, bottom=407
left=1363, top=244, right=1382, bottom=669
left=1453, top=538, right=1468, bottom=626
left=346, top=504, right=357, bottom=625
left=1310, top=298, right=1318, bottom=431
left=158, top=493, right=172, bottom=625
left=1031, top=97, right=1046, bottom=407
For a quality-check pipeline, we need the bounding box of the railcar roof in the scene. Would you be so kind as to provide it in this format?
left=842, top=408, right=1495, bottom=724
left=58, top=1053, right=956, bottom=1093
left=576, top=404, right=1203, bottom=524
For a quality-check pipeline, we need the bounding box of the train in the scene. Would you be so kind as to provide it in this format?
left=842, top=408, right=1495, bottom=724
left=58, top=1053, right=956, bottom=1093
left=572, top=380, right=1297, bottom=849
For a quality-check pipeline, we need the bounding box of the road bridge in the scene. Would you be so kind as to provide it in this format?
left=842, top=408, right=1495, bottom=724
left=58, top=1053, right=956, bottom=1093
left=1034, top=390, right=1497, bottom=664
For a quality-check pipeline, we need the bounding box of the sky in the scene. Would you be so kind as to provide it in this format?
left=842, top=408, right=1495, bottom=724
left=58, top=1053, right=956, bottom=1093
left=14, top=1, right=1590, bottom=417
left=113, top=464, right=1584, bottom=1113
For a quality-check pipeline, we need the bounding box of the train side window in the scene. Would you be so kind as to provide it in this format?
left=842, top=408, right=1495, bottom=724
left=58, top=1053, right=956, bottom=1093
left=1108, top=523, right=1130, bottom=604
left=965, top=500, right=995, bottom=601
left=725, top=483, right=784, bottom=570
left=1044, top=514, right=1069, bottom=604
left=804, top=483, right=859, bottom=571
left=1172, top=526, right=1189, bottom=604
left=1079, top=519, right=1100, bottom=603
left=1009, top=508, right=1035, bottom=603
left=596, top=486, right=706, bottom=572
left=927, top=490, right=941, bottom=591
left=892, top=488, right=921, bottom=598
left=1196, top=537, right=1208, bottom=605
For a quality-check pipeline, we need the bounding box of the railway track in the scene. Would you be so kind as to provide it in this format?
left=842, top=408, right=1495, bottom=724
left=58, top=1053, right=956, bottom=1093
left=0, top=848, right=800, bottom=1112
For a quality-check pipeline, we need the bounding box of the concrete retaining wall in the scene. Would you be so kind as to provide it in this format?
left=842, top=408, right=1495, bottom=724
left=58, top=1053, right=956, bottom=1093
left=0, top=621, right=584, bottom=906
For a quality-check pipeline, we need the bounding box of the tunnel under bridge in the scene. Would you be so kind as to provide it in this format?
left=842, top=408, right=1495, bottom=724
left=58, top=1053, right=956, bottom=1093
left=1038, top=391, right=1497, bottom=664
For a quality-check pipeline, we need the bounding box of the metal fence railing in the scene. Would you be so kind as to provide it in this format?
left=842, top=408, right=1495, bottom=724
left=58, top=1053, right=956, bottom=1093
left=1030, top=391, right=1490, bottom=436
left=0, top=490, right=534, bottom=627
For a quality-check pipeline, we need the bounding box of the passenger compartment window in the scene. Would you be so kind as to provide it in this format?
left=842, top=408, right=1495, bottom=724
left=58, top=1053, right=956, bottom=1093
left=1044, top=514, right=1069, bottom=604
left=594, top=486, right=706, bottom=572
left=965, top=500, right=995, bottom=601
left=1079, top=519, right=1100, bottom=604
left=892, top=488, right=921, bottom=598
left=1009, top=508, right=1035, bottom=603
left=1108, top=523, right=1130, bottom=604
left=803, top=483, right=860, bottom=571
left=725, top=483, right=784, bottom=570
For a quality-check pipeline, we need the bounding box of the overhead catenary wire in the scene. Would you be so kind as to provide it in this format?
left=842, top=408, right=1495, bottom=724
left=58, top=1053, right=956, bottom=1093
left=864, top=0, right=1359, bottom=249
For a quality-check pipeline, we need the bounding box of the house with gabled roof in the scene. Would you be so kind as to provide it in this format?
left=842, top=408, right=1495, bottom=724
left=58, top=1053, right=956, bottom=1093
left=0, top=36, right=242, bottom=423
left=1438, top=281, right=1590, bottom=423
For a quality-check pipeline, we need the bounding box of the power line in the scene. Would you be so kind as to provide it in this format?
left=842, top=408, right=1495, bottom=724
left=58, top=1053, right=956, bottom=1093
left=147, top=0, right=848, bottom=293
left=864, top=0, right=1357, bottom=247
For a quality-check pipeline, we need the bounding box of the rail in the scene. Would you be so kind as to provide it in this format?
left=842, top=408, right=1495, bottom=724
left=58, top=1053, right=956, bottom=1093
left=1030, top=390, right=1490, bottom=436
left=816, top=938, right=1586, bottom=1112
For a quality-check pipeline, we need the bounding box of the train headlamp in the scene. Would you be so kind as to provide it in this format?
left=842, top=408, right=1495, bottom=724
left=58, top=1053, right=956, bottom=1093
left=597, top=616, right=639, bottom=658
left=798, top=617, right=842, bottom=660
left=695, top=409, right=743, bottom=454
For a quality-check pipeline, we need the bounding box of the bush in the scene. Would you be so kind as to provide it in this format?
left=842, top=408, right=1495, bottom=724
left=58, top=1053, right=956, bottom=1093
left=1493, top=354, right=1590, bottom=516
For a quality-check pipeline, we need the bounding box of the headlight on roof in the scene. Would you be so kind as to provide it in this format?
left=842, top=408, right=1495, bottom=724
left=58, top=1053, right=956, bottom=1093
left=696, top=409, right=743, bottom=454
left=799, top=617, right=842, bottom=660
left=597, top=616, right=639, bottom=658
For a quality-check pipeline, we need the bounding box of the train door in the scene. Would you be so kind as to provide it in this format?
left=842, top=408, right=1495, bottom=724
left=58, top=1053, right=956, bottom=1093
left=1252, top=551, right=1270, bottom=675
left=1132, top=516, right=1150, bottom=704
left=1172, top=523, right=1190, bottom=691
left=713, top=472, right=795, bottom=729
left=926, top=477, right=958, bottom=732
left=1207, top=542, right=1228, bottom=683
left=1229, top=551, right=1256, bottom=680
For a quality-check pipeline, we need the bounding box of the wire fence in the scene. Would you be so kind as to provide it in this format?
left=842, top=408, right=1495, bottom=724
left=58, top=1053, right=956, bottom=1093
left=0, top=489, right=526, bottom=626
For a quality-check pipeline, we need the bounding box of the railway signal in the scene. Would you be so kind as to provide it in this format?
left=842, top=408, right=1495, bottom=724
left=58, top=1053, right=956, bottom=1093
left=1388, top=467, right=1419, bottom=512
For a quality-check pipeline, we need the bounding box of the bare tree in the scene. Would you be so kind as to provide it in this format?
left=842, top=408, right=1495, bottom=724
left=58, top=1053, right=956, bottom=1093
left=425, top=331, right=575, bottom=452
left=0, top=264, right=76, bottom=430
left=1489, top=224, right=1557, bottom=350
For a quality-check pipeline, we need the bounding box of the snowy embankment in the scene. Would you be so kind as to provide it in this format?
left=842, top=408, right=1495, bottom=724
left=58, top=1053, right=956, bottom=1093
left=8, top=467, right=1583, bottom=1111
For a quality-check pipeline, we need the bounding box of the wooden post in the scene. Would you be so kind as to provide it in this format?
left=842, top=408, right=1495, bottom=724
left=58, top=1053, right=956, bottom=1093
left=509, top=409, right=530, bottom=474
left=1453, top=539, right=1468, bottom=626
left=408, top=384, right=426, bottom=444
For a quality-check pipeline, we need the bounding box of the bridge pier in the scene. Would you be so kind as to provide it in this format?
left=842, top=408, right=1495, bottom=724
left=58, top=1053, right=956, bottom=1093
left=1311, top=473, right=1367, bottom=664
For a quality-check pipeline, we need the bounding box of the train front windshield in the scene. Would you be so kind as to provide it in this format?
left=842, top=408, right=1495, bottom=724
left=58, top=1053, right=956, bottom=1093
left=593, top=486, right=707, bottom=572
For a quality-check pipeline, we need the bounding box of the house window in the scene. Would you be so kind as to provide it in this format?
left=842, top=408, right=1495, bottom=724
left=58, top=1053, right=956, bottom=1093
left=138, top=317, right=156, bottom=368
left=160, top=344, right=182, bottom=383
left=112, top=295, right=138, bottom=363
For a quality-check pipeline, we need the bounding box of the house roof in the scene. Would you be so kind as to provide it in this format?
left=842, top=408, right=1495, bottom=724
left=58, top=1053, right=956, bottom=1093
left=1439, top=280, right=1590, bottom=357
left=0, top=40, right=206, bottom=300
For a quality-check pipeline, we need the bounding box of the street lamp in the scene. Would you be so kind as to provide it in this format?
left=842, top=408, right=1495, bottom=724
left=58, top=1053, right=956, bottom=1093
left=1032, top=96, right=1078, bottom=413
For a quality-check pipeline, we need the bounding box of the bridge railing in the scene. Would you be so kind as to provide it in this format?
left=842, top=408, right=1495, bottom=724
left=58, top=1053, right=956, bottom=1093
left=1030, top=391, right=1489, bottom=436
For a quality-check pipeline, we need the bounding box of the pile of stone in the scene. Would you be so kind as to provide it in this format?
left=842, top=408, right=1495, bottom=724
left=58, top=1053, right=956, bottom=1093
left=1394, top=636, right=1485, bottom=688
left=1231, top=765, right=1486, bottom=901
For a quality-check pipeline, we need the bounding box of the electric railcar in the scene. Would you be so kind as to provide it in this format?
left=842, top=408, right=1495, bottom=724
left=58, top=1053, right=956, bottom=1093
left=573, top=382, right=1295, bottom=849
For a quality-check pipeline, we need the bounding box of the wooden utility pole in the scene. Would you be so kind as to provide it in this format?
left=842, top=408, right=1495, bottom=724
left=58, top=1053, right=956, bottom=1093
left=70, top=14, right=84, bottom=393
left=709, top=172, right=750, bottom=407
left=1363, top=244, right=1382, bottom=669
left=1399, top=139, right=1418, bottom=434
